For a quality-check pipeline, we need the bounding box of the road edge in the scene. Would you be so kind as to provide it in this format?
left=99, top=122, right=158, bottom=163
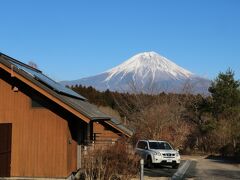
left=171, top=160, right=191, bottom=180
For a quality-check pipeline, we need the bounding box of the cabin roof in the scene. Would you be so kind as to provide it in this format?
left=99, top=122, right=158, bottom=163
left=0, top=52, right=134, bottom=136
left=0, top=53, right=110, bottom=121
left=107, top=118, right=134, bottom=137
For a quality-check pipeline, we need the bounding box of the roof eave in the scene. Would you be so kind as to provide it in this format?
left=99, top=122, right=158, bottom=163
left=0, top=58, right=92, bottom=123
left=105, top=121, right=133, bottom=137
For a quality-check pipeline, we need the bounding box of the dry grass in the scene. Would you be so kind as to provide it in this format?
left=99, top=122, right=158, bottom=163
left=79, top=139, right=140, bottom=180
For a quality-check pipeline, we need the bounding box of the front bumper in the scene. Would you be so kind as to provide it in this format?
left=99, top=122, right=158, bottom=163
left=152, top=155, right=180, bottom=164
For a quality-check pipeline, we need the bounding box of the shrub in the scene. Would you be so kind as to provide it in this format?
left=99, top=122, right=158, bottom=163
left=80, top=139, right=140, bottom=180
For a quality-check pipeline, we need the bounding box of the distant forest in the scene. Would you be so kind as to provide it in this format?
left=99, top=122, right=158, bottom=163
left=70, top=69, right=240, bottom=157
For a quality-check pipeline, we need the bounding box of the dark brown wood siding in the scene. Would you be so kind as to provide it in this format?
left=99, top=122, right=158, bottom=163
left=0, top=69, right=77, bottom=178
left=93, top=122, right=120, bottom=144
left=0, top=123, right=12, bottom=177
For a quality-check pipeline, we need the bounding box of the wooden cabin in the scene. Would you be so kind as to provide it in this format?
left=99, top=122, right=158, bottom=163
left=0, top=53, right=132, bottom=179
left=92, top=118, right=133, bottom=144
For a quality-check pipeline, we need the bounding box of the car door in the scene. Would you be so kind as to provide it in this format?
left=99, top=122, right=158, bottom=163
left=141, top=141, right=149, bottom=160
left=136, top=141, right=144, bottom=158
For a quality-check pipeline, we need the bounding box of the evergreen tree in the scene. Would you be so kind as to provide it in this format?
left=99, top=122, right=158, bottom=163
left=209, top=69, right=240, bottom=151
left=208, top=69, right=240, bottom=118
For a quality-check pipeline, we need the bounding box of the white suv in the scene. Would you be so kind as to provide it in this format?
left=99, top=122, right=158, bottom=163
left=135, top=140, right=180, bottom=168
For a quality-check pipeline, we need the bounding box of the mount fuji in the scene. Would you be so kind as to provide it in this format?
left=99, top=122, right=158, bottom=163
left=61, top=52, right=210, bottom=94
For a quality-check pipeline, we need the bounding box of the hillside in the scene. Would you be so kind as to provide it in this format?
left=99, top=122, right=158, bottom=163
left=62, top=52, right=210, bottom=94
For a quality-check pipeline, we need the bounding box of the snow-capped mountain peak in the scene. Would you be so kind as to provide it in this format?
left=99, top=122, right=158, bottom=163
left=105, top=51, right=193, bottom=82
left=61, top=51, right=210, bottom=94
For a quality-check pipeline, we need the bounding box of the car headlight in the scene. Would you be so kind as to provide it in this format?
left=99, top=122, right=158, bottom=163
left=153, top=152, right=161, bottom=156
left=176, top=152, right=180, bottom=157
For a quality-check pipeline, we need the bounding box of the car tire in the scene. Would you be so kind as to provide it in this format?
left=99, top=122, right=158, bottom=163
left=147, top=156, right=154, bottom=168
left=172, top=163, right=179, bottom=169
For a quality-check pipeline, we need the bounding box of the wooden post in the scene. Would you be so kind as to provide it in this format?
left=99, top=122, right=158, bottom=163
left=140, top=159, right=144, bottom=180
left=77, top=145, right=81, bottom=169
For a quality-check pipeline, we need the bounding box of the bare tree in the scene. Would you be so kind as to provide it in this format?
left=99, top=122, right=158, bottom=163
left=28, top=61, right=38, bottom=69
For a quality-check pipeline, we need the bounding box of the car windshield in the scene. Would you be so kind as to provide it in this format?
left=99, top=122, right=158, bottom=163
left=149, top=142, right=172, bottom=150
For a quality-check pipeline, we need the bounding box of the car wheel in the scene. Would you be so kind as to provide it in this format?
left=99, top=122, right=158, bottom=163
left=147, top=156, right=153, bottom=168
left=172, top=163, right=179, bottom=169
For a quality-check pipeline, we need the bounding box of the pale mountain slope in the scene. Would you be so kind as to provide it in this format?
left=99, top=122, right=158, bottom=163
left=61, top=52, right=210, bottom=94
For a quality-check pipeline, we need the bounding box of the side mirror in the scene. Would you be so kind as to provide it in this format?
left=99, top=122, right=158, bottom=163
left=176, top=149, right=179, bottom=152
left=144, top=146, right=148, bottom=150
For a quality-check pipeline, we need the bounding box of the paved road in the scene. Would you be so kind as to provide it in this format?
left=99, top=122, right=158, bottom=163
left=141, top=155, right=240, bottom=180
left=144, top=161, right=185, bottom=178
left=189, top=155, right=240, bottom=180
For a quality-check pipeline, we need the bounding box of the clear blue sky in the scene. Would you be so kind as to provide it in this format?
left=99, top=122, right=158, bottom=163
left=1, top=0, right=240, bottom=81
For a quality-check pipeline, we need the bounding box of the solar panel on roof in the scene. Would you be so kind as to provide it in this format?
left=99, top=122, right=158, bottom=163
left=11, top=61, right=86, bottom=100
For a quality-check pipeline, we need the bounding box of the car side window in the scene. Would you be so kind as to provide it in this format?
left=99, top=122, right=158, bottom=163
left=137, top=141, right=147, bottom=149
left=143, top=141, right=148, bottom=150
left=137, top=141, right=143, bottom=149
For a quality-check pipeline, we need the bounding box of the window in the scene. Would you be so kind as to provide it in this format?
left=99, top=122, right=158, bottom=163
left=143, top=141, right=148, bottom=149
left=31, top=99, right=43, bottom=108
left=149, top=142, right=172, bottom=150
left=30, top=95, right=46, bottom=108
left=137, top=141, right=148, bottom=149
left=137, top=141, right=144, bottom=149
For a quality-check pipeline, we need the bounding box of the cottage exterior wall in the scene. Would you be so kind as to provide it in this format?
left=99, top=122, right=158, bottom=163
left=0, top=69, right=77, bottom=178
